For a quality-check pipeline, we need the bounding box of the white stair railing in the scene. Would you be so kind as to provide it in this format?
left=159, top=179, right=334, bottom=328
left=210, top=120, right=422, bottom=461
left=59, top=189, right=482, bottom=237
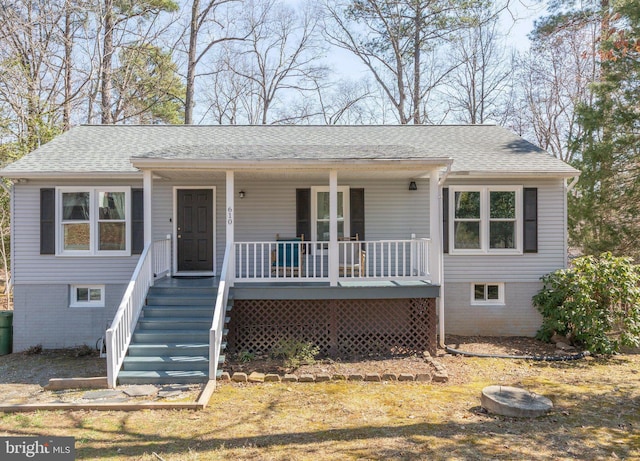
left=105, top=237, right=171, bottom=388
left=209, top=241, right=234, bottom=386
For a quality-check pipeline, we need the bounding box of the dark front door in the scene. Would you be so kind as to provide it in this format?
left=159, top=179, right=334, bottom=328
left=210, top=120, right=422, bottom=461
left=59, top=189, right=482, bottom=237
left=177, top=189, right=214, bottom=272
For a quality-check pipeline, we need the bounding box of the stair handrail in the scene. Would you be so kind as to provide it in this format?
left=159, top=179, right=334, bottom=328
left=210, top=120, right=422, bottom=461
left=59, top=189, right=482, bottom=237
left=209, top=241, right=234, bottom=385
left=105, top=238, right=167, bottom=388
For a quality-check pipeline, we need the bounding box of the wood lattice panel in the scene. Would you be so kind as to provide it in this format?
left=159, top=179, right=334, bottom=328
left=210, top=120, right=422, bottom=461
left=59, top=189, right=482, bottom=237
left=227, top=297, right=436, bottom=357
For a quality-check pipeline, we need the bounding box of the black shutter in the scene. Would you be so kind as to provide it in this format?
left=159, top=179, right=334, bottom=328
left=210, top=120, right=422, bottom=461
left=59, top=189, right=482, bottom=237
left=523, top=187, right=538, bottom=253
left=442, top=188, right=449, bottom=254
left=350, top=188, right=365, bottom=240
left=296, top=188, right=311, bottom=239
left=131, top=188, right=144, bottom=254
left=40, top=188, right=55, bottom=255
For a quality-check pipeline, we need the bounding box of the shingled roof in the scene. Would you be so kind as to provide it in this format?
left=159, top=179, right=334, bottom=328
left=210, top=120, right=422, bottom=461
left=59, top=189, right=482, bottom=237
left=0, top=124, right=579, bottom=177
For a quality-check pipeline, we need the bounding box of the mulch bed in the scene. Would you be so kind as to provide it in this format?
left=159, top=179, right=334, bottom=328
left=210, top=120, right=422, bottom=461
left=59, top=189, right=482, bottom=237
left=223, top=335, right=572, bottom=380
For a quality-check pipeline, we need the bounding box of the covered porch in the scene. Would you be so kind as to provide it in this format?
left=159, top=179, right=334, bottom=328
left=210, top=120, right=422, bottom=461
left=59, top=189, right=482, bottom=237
left=134, top=156, right=451, bottom=288
left=107, top=156, right=450, bottom=387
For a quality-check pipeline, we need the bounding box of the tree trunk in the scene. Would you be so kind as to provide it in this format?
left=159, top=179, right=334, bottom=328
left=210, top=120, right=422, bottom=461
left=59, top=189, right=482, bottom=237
left=63, top=1, right=73, bottom=131
left=185, top=0, right=200, bottom=125
left=101, top=0, right=114, bottom=124
left=412, top=2, right=422, bottom=124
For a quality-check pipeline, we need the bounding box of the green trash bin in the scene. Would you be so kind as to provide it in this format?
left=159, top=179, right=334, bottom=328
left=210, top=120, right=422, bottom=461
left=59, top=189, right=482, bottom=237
left=0, top=311, right=13, bottom=355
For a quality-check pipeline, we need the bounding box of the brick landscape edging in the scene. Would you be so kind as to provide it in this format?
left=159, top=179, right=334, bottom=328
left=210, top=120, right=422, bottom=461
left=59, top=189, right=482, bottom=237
left=220, top=352, right=449, bottom=384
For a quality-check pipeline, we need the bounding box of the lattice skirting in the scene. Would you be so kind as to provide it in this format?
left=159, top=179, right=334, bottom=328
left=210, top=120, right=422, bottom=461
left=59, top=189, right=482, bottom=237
left=227, top=298, right=437, bottom=357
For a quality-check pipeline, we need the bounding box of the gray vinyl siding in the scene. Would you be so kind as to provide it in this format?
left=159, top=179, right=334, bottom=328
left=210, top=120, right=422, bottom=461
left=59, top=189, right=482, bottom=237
left=152, top=176, right=430, bottom=275
left=441, top=178, right=567, bottom=337
left=233, top=178, right=430, bottom=243
left=12, top=283, right=125, bottom=351
left=12, top=181, right=142, bottom=285
left=150, top=174, right=226, bottom=274
left=444, top=282, right=543, bottom=336
left=443, top=178, right=567, bottom=282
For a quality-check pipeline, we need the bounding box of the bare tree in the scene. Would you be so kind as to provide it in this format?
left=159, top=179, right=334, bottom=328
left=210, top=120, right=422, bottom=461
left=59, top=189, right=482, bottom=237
left=184, top=0, right=247, bottom=124
left=97, top=0, right=179, bottom=124
left=445, top=10, right=514, bottom=125
left=323, top=0, right=494, bottom=124
left=314, top=79, right=376, bottom=125
left=222, top=0, right=328, bottom=125
left=510, top=18, right=599, bottom=162
left=0, top=0, right=72, bottom=149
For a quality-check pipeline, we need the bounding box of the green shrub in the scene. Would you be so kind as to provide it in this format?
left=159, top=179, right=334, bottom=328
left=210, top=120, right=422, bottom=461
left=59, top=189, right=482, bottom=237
left=270, top=339, right=320, bottom=369
left=533, top=252, right=640, bottom=354
left=237, top=350, right=255, bottom=363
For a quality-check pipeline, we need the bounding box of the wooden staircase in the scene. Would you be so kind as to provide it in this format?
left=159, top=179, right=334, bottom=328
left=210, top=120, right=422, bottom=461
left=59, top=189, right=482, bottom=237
left=117, top=281, right=231, bottom=385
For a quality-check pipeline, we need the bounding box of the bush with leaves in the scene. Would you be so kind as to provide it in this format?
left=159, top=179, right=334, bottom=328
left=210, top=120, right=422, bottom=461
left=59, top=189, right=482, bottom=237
left=270, top=339, right=320, bottom=369
left=533, top=253, right=640, bottom=354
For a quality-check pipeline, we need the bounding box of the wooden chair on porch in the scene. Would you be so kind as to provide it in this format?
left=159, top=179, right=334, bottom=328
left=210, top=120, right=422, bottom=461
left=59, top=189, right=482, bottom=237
left=272, top=234, right=304, bottom=276
left=339, top=234, right=366, bottom=277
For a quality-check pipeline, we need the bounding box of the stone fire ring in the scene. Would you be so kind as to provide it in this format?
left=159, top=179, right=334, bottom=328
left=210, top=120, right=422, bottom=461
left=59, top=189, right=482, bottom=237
left=481, top=385, right=553, bottom=418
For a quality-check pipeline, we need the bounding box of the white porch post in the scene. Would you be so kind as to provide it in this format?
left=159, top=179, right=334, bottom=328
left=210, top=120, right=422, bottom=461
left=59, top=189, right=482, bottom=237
left=226, top=171, right=235, bottom=285
left=329, top=170, right=338, bottom=286
left=429, top=169, right=441, bottom=285
left=429, top=168, right=445, bottom=347
left=143, top=169, right=154, bottom=283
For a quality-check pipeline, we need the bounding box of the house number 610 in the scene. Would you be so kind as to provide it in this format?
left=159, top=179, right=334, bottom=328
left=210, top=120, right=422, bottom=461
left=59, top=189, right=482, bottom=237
left=227, top=207, right=233, bottom=225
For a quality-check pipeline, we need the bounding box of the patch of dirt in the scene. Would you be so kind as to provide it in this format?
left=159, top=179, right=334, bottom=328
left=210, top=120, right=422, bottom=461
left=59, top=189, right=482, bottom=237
left=0, top=347, right=107, bottom=405
left=444, top=335, right=562, bottom=357
left=226, top=354, right=435, bottom=377
left=224, top=335, right=573, bottom=379
left=0, top=336, right=583, bottom=404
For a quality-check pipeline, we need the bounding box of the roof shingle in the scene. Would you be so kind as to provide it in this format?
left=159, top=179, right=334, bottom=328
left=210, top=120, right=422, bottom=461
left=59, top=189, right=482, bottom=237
left=0, top=125, right=579, bottom=177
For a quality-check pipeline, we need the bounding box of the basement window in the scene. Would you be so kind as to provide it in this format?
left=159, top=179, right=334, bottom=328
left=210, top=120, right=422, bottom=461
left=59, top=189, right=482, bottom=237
left=70, top=285, right=105, bottom=308
left=471, top=283, right=505, bottom=305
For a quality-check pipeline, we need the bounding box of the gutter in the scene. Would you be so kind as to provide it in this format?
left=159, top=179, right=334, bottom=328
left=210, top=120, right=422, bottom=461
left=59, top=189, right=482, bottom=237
left=438, top=163, right=452, bottom=187
left=0, top=181, right=13, bottom=294
left=566, top=176, right=579, bottom=192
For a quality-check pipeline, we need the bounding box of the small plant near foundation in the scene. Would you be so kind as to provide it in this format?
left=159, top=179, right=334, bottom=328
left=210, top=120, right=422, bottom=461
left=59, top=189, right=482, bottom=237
left=74, top=344, right=97, bottom=357
left=270, top=339, right=320, bottom=369
left=25, top=344, right=43, bottom=355
left=237, top=350, right=255, bottom=363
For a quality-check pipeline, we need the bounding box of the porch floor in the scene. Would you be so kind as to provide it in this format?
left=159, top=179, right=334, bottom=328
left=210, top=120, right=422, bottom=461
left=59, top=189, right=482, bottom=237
left=154, top=275, right=435, bottom=287
left=154, top=276, right=439, bottom=299
left=154, top=276, right=220, bottom=289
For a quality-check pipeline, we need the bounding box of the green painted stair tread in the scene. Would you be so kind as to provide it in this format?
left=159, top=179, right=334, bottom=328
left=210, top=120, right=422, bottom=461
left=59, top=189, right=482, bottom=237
left=117, top=370, right=208, bottom=385
left=137, top=318, right=212, bottom=329
left=123, top=356, right=209, bottom=363
left=143, top=306, right=214, bottom=315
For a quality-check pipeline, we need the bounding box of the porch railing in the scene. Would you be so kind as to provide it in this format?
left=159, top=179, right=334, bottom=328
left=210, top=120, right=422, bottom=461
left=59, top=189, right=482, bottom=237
left=209, top=241, right=233, bottom=385
left=234, top=238, right=431, bottom=282
left=106, top=236, right=172, bottom=388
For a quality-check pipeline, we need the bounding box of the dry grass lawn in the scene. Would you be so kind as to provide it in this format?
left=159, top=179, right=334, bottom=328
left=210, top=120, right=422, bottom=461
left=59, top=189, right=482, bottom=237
left=1, top=349, right=639, bottom=460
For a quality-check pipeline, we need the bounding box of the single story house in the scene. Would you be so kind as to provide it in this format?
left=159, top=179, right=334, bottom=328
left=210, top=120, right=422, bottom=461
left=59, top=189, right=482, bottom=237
left=0, top=125, right=579, bottom=386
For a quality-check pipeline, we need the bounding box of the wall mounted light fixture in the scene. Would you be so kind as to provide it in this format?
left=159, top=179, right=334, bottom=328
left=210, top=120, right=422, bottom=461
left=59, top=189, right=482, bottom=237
left=239, top=190, right=245, bottom=199
left=408, top=181, right=417, bottom=191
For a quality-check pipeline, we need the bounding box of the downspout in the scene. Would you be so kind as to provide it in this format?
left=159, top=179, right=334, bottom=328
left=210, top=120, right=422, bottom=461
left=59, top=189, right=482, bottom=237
left=435, top=163, right=451, bottom=349
left=438, top=163, right=452, bottom=187
left=438, top=182, right=445, bottom=349
left=0, top=181, right=13, bottom=295
left=439, top=165, right=452, bottom=349
left=564, top=176, right=579, bottom=267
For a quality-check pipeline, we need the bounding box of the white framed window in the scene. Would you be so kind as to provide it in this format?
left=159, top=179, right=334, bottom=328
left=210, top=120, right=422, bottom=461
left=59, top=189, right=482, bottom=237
left=311, top=186, right=350, bottom=242
left=70, top=285, right=105, bottom=308
left=471, top=283, right=505, bottom=305
left=450, top=186, right=522, bottom=254
left=57, top=187, right=131, bottom=256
